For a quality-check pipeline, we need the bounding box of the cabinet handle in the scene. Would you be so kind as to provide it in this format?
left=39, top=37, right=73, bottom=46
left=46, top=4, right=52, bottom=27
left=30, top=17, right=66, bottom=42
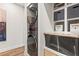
left=73, top=6, right=79, bottom=8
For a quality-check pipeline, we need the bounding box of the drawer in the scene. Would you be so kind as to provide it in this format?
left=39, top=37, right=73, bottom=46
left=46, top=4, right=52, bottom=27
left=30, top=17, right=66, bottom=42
left=54, top=9, right=64, bottom=21
left=67, top=4, right=79, bottom=19
left=49, top=35, right=58, bottom=51
left=44, top=48, right=57, bottom=56
left=59, top=36, right=77, bottom=56
left=45, top=34, right=58, bottom=51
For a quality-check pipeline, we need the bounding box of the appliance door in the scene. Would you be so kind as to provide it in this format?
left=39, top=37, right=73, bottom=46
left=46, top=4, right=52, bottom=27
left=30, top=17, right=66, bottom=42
left=27, top=35, right=38, bottom=56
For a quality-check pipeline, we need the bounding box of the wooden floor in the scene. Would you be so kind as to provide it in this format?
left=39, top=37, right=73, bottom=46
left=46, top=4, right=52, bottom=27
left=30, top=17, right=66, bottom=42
left=44, top=48, right=57, bottom=56
left=0, top=46, right=25, bottom=56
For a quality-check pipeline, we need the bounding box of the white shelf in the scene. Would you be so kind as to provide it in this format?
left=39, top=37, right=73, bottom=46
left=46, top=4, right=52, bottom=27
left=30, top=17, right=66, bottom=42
left=54, top=6, right=65, bottom=12
left=67, top=3, right=78, bottom=8
left=54, top=20, right=64, bottom=23
left=68, top=17, right=79, bottom=21
left=54, top=3, right=64, bottom=7
left=53, top=3, right=79, bottom=32
left=50, top=3, right=79, bottom=56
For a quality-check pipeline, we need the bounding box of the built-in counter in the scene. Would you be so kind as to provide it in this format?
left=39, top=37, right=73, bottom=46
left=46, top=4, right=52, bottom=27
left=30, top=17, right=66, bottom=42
left=44, top=32, right=79, bottom=56
left=44, top=32, right=79, bottom=39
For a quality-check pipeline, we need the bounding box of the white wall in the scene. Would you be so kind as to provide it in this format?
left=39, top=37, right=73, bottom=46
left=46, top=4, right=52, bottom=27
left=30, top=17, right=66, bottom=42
left=44, top=3, right=54, bottom=31
left=38, top=3, right=53, bottom=56
left=0, top=3, right=25, bottom=52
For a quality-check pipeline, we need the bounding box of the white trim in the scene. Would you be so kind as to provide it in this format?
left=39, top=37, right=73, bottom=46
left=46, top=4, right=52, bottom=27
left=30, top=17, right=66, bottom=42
left=52, top=4, right=54, bottom=31
left=67, top=3, right=78, bottom=8
left=64, top=3, right=68, bottom=32
left=68, top=17, right=79, bottom=21
left=54, top=20, right=64, bottom=23
left=54, top=6, right=65, bottom=12
left=26, top=53, right=30, bottom=56
left=45, top=47, right=67, bottom=56
left=53, top=3, right=79, bottom=32
left=24, top=49, right=30, bottom=56
left=26, top=3, right=31, bottom=7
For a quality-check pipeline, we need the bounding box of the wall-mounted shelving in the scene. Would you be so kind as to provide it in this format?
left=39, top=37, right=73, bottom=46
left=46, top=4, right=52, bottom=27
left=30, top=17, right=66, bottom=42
left=67, top=4, right=79, bottom=34
left=53, top=3, right=79, bottom=34
left=53, top=3, right=65, bottom=32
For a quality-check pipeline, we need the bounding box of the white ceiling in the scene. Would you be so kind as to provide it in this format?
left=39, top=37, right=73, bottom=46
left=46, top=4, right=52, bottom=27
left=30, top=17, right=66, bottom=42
left=15, top=3, right=25, bottom=8
left=15, top=3, right=32, bottom=8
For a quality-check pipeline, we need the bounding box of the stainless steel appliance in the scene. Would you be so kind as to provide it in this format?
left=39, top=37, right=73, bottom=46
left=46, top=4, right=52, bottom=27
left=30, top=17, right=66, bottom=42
left=27, top=3, right=38, bottom=56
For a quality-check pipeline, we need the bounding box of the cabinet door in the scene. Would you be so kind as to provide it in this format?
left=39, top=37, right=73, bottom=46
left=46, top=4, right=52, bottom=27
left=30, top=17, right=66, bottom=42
left=54, top=9, right=64, bottom=21
left=45, top=34, right=51, bottom=46
left=49, top=35, right=58, bottom=51
left=45, top=35, right=58, bottom=51
left=59, top=36, right=76, bottom=56
left=67, top=4, right=79, bottom=19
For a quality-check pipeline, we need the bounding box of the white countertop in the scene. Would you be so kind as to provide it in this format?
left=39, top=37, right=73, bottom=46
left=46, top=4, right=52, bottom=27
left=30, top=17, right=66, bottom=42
left=44, top=32, right=79, bottom=38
